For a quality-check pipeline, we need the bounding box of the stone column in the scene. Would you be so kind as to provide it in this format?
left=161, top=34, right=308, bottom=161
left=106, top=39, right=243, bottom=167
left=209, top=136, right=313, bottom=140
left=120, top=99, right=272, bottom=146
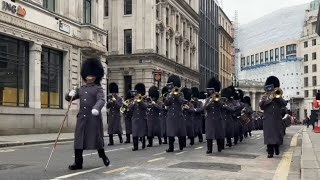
left=29, top=42, right=42, bottom=109
left=110, top=0, right=119, bottom=55
left=252, top=92, right=256, bottom=111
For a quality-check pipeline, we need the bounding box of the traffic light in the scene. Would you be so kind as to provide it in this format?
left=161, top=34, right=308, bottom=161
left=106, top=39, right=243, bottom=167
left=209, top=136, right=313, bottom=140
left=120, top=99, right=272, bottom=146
left=313, top=99, right=319, bottom=108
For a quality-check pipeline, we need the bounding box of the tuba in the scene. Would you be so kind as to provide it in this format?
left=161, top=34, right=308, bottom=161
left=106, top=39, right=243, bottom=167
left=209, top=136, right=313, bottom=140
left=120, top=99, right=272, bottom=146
left=272, top=87, right=283, bottom=99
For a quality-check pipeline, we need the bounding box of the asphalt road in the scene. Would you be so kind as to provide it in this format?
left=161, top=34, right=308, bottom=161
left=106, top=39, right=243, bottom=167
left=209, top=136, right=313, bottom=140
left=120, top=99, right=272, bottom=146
left=0, top=126, right=303, bottom=180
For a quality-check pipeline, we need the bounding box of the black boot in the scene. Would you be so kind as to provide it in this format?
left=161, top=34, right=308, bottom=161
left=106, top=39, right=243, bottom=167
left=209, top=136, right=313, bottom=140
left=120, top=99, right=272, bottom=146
left=118, top=134, right=123, bottom=143
left=234, top=136, right=238, bottom=145
left=267, top=144, right=274, bottom=158
left=166, top=137, right=174, bottom=152
left=98, top=149, right=110, bottom=167
left=108, top=134, right=114, bottom=146
left=163, top=136, right=168, bottom=144
left=249, top=131, right=252, bottom=137
left=221, top=139, right=225, bottom=150
left=217, top=139, right=222, bottom=152
left=198, top=134, right=203, bottom=143
left=275, top=145, right=280, bottom=155
left=183, top=137, right=187, bottom=148
left=239, top=135, right=243, bottom=142
left=178, top=137, right=184, bottom=150
left=190, top=137, right=194, bottom=146
left=69, top=149, right=83, bottom=170
left=158, top=136, right=162, bottom=145
left=206, top=139, right=213, bottom=154
left=147, top=137, right=153, bottom=147
left=226, top=138, right=232, bottom=147
left=125, top=134, right=131, bottom=143
left=142, top=136, right=146, bottom=149
left=132, top=137, right=139, bottom=151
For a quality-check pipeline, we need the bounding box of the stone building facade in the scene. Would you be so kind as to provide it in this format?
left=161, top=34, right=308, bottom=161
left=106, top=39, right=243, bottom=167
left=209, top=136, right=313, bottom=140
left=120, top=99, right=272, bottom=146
left=0, top=0, right=108, bottom=135
left=104, top=0, right=200, bottom=97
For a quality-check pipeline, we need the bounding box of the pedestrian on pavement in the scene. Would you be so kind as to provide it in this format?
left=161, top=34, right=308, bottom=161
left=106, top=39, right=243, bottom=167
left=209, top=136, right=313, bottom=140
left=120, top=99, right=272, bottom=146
left=146, top=86, right=163, bottom=147
left=106, top=82, right=123, bottom=145
left=123, top=90, right=133, bottom=143
left=161, top=87, right=169, bottom=144
left=310, top=110, right=317, bottom=130
left=181, top=88, right=195, bottom=146
left=191, top=87, right=204, bottom=143
left=65, top=58, right=110, bottom=170
left=259, top=76, right=287, bottom=158
left=204, top=77, right=225, bottom=153
left=165, top=75, right=187, bottom=152
left=128, top=83, right=148, bottom=151
left=306, top=116, right=310, bottom=128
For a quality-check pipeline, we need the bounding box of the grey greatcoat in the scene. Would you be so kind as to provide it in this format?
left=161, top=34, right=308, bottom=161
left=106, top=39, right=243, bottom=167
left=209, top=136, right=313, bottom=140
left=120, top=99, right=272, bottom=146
left=128, top=101, right=148, bottom=137
left=165, top=93, right=187, bottom=137
left=221, top=100, right=236, bottom=139
left=106, top=95, right=123, bottom=135
left=232, top=100, right=244, bottom=138
left=161, top=105, right=167, bottom=137
left=204, top=99, right=225, bottom=140
left=184, top=102, right=195, bottom=138
left=243, top=105, right=254, bottom=132
left=259, top=96, right=287, bottom=145
left=193, top=101, right=203, bottom=135
left=124, top=109, right=133, bottom=134
left=65, top=83, right=105, bottom=150
left=147, top=101, right=162, bottom=137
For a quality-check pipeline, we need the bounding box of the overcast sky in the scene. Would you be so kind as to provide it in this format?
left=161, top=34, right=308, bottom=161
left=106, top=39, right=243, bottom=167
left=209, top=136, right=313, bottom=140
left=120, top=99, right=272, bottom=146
left=221, top=0, right=312, bottom=25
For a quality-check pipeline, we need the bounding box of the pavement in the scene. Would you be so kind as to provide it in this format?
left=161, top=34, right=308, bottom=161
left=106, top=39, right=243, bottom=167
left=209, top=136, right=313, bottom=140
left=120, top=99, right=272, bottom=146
left=301, top=126, right=320, bottom=180
left=0, top=126, right=304, bottom=180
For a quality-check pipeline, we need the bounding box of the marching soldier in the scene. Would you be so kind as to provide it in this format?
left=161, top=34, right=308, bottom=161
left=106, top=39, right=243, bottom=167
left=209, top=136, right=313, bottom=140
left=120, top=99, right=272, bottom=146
left=236, top=89, right=246, bottom=142
left=165, top=75, right=187, bottom=152
left=128, top=83, right=148, bottom=151
left=220, top=87, right=235, bottom=148
left=147, top=86, right=163, bottom=147
left=124, top=90, right=133, bottom=143
left=106, top=82, right=123, bottom=145
left=181, top=88, right=195, bottom=146
left=259, top=76, right=287, bottom=158
left=191, top=87, right=204, bottom=143
left=204, top=77, right=225, bottom=153
left=229, top=86, right=244, bottom=145
left=242, top=96, right=254, bottom=137
left=161, top=87, right=169, bottom=144
left=65, top=58, right=109, bottom=170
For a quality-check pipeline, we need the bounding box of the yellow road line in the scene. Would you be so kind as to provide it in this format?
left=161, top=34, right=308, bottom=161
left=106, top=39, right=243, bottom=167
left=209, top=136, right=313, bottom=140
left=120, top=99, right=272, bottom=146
left=104, top=166, right=129, bottom=174
left=147, top=157, right=165, bottom=163
left=272, top=133, right=298, bottom=180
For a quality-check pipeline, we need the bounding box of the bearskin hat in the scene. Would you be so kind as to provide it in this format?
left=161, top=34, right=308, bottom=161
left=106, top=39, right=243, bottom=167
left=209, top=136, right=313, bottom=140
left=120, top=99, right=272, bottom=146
left=134, top=83, right=146, bottom=96
left=80, top=58, right=104, bottom=84
left=237, top=89, right=245, bottom=101
left=207, top=77, right=221, bottom=92
left=199, top=91, right=206, bottom=99
left=167, top=74, right=181, bottom=88
left=243, top=96, right=251, bottom=106
left=191, top=87, right=200, bottom=98
left=109, top=82, right=119, bottom=93
left=162, top=86, right=168, bottom=96
left=181, top=88, right=192, bottom=101
left=149, top=86, right=159, bottom=100
left=221, top=87, right=233, bottom=99
left=265, top=76, right=280, bottom=88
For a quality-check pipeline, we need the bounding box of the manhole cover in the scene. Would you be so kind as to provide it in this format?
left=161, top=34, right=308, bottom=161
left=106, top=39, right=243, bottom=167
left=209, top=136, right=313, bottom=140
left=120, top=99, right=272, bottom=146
left=168, top=162, right=241, bottom=172
left=0, top=164, right=28, bottom=171
left=208, top=153, right=258, bottom=159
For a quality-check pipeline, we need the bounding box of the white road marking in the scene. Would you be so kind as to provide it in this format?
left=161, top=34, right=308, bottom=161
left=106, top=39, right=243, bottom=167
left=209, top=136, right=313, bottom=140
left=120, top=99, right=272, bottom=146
left=195, top=146, right=203, bottom=150
left=175, top=151, right=186, bottom=155
left=148, top=157, right=165, bottom=163
left=74, top=147, right=131, bottom=157
left=104, top=166, right=129, bottom=174
left=152, top=152, right=166, bottom=156
left=0, top=149, right=16, bottom=153
left=52, top=167, right=105, bottom=179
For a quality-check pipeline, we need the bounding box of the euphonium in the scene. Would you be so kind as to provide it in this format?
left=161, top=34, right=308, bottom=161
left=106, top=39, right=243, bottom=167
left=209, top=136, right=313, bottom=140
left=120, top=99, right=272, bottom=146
left=171, top=87, right=181, bottom=95
left=272, top=87, right=283, bottom=99
left=211, top=92, right=221, bottom=102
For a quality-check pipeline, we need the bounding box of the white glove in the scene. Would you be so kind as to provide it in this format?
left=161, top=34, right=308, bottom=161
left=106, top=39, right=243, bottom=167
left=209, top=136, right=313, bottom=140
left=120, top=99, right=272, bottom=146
left=69, top=90, right=76, bottom=97
left=92, top=109, right=99, bottom=116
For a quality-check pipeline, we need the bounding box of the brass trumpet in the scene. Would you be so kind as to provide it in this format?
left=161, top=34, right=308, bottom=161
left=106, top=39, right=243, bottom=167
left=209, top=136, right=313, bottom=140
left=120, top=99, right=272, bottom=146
left=272, top=87, right=283, bottom=99
left=120, top=99, right=133, bottom=114
left=171, top=87, right=181, bottom=95
left=135, top=94, right=146, bottom=103
left=211, top=92, right=221, bottom=102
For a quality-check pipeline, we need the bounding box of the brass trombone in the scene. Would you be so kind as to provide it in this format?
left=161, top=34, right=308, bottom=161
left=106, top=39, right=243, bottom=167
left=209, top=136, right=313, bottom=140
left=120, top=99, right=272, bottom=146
left=272, top=87, right=283, bottom=99
left=135, top=94, right=147, bottom=103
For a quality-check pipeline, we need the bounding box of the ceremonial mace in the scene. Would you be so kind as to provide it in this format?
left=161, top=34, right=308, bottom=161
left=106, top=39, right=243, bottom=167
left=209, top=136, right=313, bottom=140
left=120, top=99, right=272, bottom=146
left=45, top=86, right=77, bottom=170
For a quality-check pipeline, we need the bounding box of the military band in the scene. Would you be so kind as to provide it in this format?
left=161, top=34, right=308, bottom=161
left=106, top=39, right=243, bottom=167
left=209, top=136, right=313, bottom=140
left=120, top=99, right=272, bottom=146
left=66, top=66, right=290, bottom=170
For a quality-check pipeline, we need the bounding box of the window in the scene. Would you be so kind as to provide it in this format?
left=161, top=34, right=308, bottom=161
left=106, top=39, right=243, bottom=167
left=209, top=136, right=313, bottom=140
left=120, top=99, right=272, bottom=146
left=166, top=38, right=169, bottom=58
left=313, top=64, right=317, bottom=72
left=312, top=39, right=316, bottom=46
left=166, top=8, right=169, bottom=26
left=280, top=46, right=285, bottom=60
left=156, top=33, right=159, bottom=53
left=190, top=28, right=193, bottom=41
left=0, top=35, right=29, bottom=107
left=275, top=48, right=279, bottom=61
left=241, top=57, right=245, bottom=67
left=312, top=52, right=317, bottom=60
left=255, top=54, right=259, bottom=64
left=304, top=77, right=308, bottom=87
left=265, top=51, right=268, bottom=62
left=41, top=47, right=63, bottom=109
left=106, top=34, right=109, bottom=51
left=124, top=29, right=132, bottom=54
left=124, top=0, right=132, bottom=15
left=260, top=52, right=264, bottom=64
left=304, top=54, right=308, bottom=62
left=246, top=56, right=250, bottom=66
left=104, top=0, right=108, bottom=16
left=270, top=49, right=274, bottom=61
left=313, top=76, right=317, bottom=86
left=84, top=0, right=91, bottom=23
left=156, top=0, right=160, bottom=18
left=313, top=89, right=318, bottom=97
left=43, top=0, right=55, bottom=11
left=305, top=90, right=309, bottom=97
left=183, top=22, right=186, bottom=37
left=176, top=15, right=179, bottom=31
left=176, top=44, right=179, bottom=61
left=251, top=55, right=254, bottom=66
left=304, top=66, right=308, bottom=73
left=304, top=41, right=308, bottom=48
left=286, top=44, right=296, bottom=55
